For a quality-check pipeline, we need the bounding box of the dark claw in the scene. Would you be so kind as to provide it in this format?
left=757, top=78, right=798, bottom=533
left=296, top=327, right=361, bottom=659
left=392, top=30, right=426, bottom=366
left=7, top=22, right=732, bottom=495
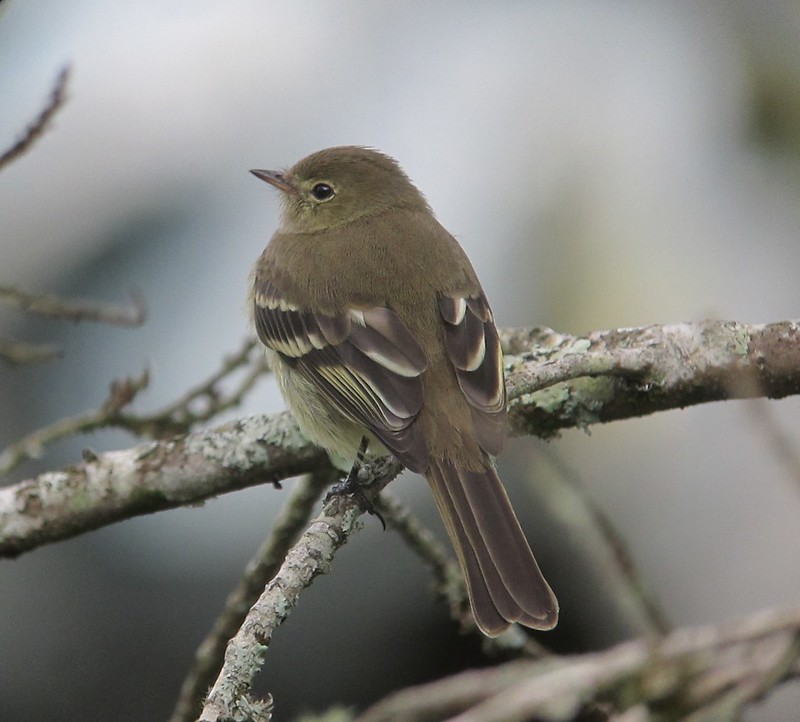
left=324, top=436, right=386, bottom=529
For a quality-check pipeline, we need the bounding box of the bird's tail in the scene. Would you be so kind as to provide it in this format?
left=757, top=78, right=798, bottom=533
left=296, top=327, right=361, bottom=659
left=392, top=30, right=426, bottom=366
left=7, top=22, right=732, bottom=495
left=425, top=457, right=558, bottom=636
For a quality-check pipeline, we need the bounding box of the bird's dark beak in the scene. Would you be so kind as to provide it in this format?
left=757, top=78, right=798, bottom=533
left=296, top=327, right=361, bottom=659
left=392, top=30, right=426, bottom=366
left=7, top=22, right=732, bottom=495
left=250, top=169, right=297, bottom=194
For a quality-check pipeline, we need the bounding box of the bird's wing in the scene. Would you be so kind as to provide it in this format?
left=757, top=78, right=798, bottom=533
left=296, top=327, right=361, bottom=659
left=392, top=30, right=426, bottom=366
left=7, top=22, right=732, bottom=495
left=254, top=280, right=429, bottom=471
left=438, top=292, right=507, bottom=456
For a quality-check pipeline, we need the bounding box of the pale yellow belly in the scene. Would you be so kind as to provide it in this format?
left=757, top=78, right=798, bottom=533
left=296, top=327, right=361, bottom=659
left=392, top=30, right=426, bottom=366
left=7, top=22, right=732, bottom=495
left=267, top=349, right=390, bottom=471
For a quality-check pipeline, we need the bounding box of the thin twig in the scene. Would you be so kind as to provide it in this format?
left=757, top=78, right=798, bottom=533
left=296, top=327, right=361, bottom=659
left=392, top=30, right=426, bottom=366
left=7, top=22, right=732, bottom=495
left=0, top=285, right=147, bottom=326
left=0, top=369, right=150, bottom=474
left=746, top=398, right=800, bottom=494
left=0, top=66, right=70, bottom=171
left=0, top=337, right=61, bottom=365
left=118, top=337, right=268, bottom=438
left=535, top=447, right=671, bottom=637
left=169, top=470, right=334, bottom=722
left=0, top=337, right=268, bottom=475
left=373, top=492, right=550, bottom=657
left=372, top=492, right=457, bottom=607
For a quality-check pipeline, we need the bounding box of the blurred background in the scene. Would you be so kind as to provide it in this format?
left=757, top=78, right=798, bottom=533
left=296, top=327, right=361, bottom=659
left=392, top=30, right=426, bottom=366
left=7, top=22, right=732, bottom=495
left=2, top=1, right=800, bottom=720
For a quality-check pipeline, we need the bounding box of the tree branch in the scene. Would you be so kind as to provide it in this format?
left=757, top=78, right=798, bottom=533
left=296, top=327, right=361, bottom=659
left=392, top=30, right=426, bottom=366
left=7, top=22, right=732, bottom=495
left=197, top=456, right=403, bottom=722
left=3, top=318, right=798, bottom=719
left=354, top=607, right=800, bottom=721
left=532, top=447, right=671, bottom=637
left=169, top=469, right=334, bottom=722
left=1, top=319, right=798, bottom=559
left=0, top=412, right=327, bottom=558
left=0, top=337, right=61, bottom=366
left=503, top=320, right=800, bottom=438
left=0, top=285, right=147, bottom=366
left=746, top=398, right=800, bottom=493
left=0, top=285, right=146, bottom=326
left=0, top=369, right=151, bottom=473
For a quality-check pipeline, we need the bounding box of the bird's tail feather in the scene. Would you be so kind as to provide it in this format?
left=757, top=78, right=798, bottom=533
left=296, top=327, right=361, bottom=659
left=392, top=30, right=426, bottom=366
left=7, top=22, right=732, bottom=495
left=425, top=458, right=558, bottom=636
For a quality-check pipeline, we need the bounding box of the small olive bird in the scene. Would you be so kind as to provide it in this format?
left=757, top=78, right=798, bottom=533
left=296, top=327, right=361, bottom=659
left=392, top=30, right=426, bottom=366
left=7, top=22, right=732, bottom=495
left=250, top=146, right=558, bottom=636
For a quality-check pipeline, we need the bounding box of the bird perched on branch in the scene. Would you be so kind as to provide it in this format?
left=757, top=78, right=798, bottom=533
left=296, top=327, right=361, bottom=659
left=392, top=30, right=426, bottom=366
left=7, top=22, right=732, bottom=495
left=250, top=146, right=558, bottom=636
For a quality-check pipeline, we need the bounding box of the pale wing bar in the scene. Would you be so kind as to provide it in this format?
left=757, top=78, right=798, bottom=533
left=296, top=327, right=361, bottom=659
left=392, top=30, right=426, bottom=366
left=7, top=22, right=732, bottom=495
left=254, top=281, right=429, bottom=471
left=438, top=293, right=507, bottom=456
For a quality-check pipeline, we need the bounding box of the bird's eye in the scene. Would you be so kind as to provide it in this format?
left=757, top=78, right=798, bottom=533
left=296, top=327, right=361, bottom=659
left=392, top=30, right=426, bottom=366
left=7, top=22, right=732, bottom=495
left=311, top=183, right=335, bottom=201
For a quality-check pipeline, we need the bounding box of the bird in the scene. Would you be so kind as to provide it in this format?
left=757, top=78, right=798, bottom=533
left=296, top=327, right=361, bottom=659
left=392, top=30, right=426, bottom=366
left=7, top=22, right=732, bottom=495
left=250, top=146, right=558, bottom=636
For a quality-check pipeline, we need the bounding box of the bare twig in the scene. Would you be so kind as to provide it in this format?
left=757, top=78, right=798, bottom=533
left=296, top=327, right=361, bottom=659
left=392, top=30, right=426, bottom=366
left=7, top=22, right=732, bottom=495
left=118, top=337, right=268, bottom=438
left=746, top=399, right=800, bottom=494
left=372, top=492, right=461, bottom=613
left=0, top=284, right=146, bottom=366
left=169, top=469, right=334, bottom=722
left=0, top=337, right=61, bottom=365
left=534, top=447, right=671, bottom=637
left=0, top=337, right=268, bottom=475
left=0, top=370, right=151, bottom=474
left=373, top=492, right=550, bottom=657
left=0, top=286, right=147, bottom=326
left=198, top=457, right=403, bottom=722
left=0, top=66, right=70, bottom=171
left=355, top=607, right=800, bottom=722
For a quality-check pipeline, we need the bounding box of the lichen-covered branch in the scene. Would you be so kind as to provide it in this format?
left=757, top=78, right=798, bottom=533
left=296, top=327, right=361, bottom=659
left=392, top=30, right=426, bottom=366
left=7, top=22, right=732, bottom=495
left=354, top=607, right=800, bottom=722
left=197, top=457, right=403, bottom=722
left=1, top=319, right=798, bottom=559
left=169, top=469, right=335, bottom=722
left=0, top=412, right=328, bottom=558
left=193, top=471, right=549, bottom=722
left=503, top=320, right=800, bottom=438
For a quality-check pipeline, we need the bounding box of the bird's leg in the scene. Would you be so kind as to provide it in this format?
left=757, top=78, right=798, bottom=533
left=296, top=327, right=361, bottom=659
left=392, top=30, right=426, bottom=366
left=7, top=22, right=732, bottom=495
left=346, top=435, right=370, bottom=485
left=325, top=437, right=386, bottom=529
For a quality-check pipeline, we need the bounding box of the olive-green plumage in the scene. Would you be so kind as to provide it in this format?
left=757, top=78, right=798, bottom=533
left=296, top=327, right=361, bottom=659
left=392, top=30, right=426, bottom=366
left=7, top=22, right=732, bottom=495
left=250, top=146, right=558, bottom=636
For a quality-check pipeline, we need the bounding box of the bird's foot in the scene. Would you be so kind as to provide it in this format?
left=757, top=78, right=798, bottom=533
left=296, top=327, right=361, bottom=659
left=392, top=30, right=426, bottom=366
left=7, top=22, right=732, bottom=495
left=325, top=462, right=386, bottom=530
